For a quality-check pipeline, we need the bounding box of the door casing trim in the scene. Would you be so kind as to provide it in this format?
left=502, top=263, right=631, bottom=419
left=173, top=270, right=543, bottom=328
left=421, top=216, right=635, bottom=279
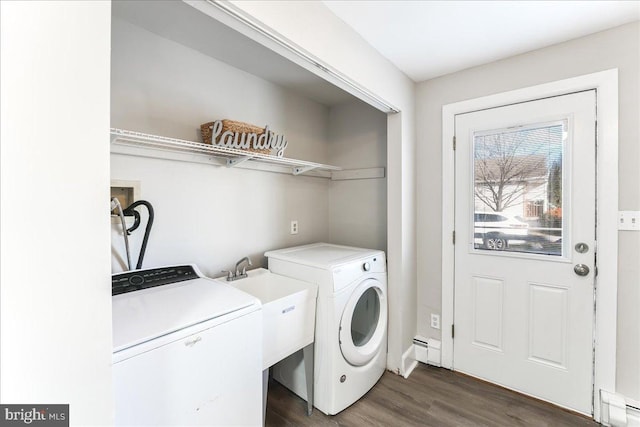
left=441, top=69, right=618, bottom=422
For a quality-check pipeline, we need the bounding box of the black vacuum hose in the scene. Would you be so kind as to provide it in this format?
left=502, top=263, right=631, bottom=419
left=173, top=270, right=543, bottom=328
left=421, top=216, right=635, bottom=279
left=123, top=200, right=154, bottom=270
left=126, top=209, right=141, bottom=233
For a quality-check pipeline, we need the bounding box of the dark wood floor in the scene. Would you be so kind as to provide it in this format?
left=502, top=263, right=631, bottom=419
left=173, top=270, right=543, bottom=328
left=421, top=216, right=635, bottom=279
left=266, top=363, right=597, bottom=426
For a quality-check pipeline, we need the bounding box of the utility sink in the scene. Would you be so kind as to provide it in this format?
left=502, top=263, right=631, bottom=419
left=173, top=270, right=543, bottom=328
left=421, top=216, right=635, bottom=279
left=221, top=268, right=317, bottom=369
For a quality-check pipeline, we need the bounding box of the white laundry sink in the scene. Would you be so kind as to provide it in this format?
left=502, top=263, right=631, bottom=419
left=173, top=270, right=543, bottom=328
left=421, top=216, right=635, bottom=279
left=223, top=268, right=317, bottom=369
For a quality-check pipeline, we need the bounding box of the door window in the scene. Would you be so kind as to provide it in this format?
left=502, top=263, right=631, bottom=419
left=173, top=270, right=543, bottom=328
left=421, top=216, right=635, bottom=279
left=473, top=121, right=566, bottom=257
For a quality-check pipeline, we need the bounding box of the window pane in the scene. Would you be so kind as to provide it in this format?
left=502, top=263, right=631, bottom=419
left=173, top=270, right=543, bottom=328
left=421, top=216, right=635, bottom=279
left=473, top=122, right=565, bottom=256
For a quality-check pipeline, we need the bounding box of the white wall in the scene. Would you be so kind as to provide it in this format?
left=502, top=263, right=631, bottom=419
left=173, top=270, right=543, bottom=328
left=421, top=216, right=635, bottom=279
left=328, top=102, right=387, bottom=251
left=111, top=17, right=388, bottom=278
left=416, top=22, right=640, bottom=400
left=111, top=17, right=333, bottom=275
left=229, top=0, right=417, bottom=374
left=0, top=2, right=113, bottom=425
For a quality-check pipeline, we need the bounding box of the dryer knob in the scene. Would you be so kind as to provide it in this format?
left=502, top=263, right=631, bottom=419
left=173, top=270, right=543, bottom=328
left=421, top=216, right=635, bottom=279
left=362, top=262, right=371, bottom=272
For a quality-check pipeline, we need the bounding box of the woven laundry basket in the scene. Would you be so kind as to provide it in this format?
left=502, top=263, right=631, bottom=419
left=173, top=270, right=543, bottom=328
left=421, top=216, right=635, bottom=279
left=200, top=119, right=272, bottom=155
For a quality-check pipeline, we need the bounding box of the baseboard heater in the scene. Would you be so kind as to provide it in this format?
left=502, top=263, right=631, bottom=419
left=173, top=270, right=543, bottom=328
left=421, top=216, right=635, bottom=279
left=601, top=390, right=640, bottom=427
left=413, top=336, right=441, bottom=367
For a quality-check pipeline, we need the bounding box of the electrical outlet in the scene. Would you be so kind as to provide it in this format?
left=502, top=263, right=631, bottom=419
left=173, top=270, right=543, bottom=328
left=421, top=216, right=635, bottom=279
left=619, top=211, right=640, bottom=231
left=430, top=314, right=441, bottom=330
left=290, top=220, right=299, bottom=235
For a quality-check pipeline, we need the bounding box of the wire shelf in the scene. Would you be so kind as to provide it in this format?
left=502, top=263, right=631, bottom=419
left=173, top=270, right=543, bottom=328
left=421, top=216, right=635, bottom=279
left=110, top=128, right=342, bottom=177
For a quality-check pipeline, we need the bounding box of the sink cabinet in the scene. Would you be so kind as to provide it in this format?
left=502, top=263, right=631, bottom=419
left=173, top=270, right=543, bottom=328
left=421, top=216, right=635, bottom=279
left=226, top=268, right=317, bottom=369
left=218, top=268, right=317, bottom=419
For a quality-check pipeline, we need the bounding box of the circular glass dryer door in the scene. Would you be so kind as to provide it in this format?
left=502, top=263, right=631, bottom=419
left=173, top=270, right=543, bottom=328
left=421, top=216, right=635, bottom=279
left=339, top=279, right=388, bottom=366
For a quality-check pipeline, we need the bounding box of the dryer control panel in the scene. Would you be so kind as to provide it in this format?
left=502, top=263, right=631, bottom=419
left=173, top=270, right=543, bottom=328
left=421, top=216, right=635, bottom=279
left=360, top=255, right=385, bottom=273
left=112, top=265, right=198, bottom=296
left=333, top=253, right=386, bottom=293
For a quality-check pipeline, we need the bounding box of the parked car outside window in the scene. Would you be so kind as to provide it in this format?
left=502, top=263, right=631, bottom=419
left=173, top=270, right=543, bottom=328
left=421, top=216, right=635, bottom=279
left=474, top=212, right=529, bottom=250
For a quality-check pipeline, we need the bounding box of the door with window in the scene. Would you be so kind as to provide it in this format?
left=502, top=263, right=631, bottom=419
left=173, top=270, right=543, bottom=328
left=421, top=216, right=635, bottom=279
left=454, top=90, right=596, bottom=414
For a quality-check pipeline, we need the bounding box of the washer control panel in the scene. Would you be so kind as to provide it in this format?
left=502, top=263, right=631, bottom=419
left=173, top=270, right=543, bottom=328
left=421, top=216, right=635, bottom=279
left=112, top=265, right=198, bottom=296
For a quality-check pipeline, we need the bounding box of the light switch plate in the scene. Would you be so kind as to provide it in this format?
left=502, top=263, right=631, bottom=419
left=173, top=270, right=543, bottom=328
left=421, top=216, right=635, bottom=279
left=618, top=211, right=640, bottom=231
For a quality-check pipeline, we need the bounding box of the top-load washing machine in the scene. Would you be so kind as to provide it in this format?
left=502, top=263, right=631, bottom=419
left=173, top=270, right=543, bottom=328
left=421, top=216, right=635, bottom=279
left=111, top=265, right=263, bottom=426
left=265, top=243, right=387, bottom=415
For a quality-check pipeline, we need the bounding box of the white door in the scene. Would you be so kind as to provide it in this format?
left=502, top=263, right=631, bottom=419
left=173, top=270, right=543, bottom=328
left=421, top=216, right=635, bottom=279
left=453, top=90, right=596, bottom=415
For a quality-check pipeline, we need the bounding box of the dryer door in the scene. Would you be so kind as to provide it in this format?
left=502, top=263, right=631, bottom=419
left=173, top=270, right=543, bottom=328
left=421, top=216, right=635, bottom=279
left=339, top=279, right=387, bottom=366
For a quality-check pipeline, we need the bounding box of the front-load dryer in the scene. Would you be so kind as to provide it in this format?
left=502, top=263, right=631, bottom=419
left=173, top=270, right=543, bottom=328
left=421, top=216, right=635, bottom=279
left=265, top=243, right=387, bottom=415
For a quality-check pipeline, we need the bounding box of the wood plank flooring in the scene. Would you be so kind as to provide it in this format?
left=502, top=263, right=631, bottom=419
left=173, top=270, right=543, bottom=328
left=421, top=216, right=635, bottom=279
left=265, top=364, right=597, bottom=426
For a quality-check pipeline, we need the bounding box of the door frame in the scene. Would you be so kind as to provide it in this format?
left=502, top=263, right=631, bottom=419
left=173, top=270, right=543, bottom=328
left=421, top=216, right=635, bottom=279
left=441, top=69, right=618, bottom=421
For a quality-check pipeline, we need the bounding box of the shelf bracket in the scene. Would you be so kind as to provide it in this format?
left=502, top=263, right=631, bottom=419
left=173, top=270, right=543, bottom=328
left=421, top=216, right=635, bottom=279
left=227, top=156, right=253, bottom=168
left=293, top=165, right=318, bottom=176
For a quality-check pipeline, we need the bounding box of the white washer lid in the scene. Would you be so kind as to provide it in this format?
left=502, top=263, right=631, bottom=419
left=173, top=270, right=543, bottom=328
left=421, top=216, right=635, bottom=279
left=112, top=277, right=260, bottom=353
left=265, top=242, right=384, bottom=270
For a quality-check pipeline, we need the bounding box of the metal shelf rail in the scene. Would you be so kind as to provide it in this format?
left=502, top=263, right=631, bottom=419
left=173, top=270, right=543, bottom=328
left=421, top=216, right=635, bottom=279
left=110, top=128, right=342, bottom=178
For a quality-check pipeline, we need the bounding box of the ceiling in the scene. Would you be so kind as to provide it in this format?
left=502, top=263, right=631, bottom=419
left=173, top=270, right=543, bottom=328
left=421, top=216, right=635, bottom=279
left=114, top=1, right=638, bottom=107
left=113, top=1, right=354, bottom=107
left=323, top=0, right=640, bottom=82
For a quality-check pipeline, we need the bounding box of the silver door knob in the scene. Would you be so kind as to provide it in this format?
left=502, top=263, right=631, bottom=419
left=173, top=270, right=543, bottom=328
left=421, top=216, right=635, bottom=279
left=575, top=243, right=589, bottom=253
left=574, top=264, right=590, bottom=276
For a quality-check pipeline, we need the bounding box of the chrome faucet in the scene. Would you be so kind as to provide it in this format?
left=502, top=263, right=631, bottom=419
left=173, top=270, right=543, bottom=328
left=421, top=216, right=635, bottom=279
left=224, top=256, right=252, bottom=281
left=235, top=256, right=252, bottom=276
